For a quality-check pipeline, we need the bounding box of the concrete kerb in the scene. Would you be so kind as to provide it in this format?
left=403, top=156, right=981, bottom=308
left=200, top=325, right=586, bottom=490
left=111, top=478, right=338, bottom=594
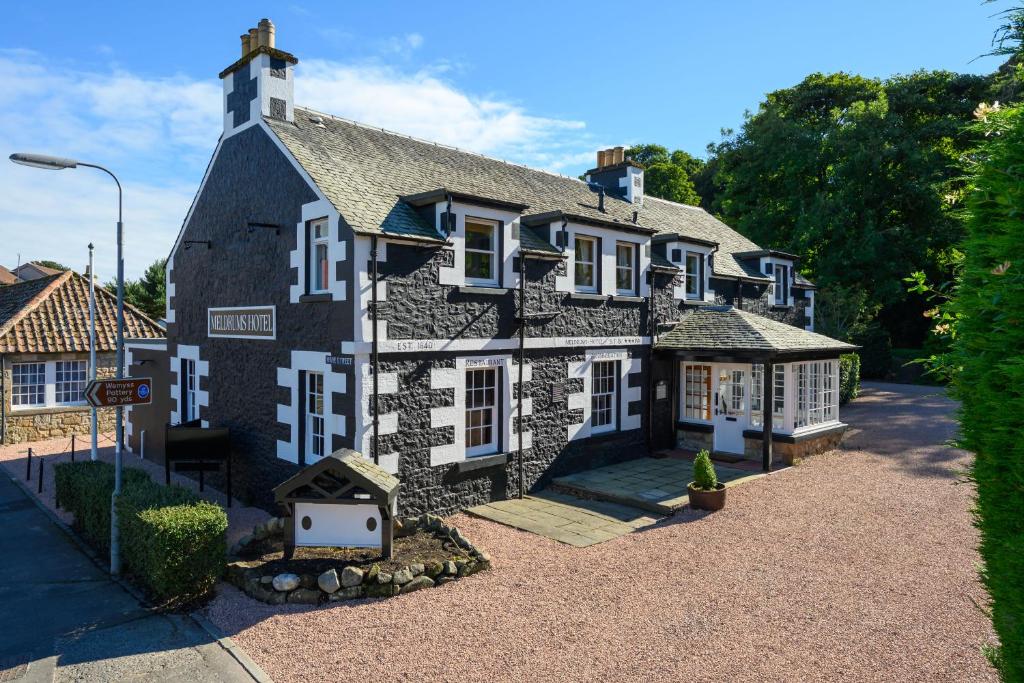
left=3, top=469, right=271, bottom=683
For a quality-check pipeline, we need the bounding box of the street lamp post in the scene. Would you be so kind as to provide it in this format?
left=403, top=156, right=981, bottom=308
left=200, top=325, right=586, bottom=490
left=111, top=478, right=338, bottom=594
left=10, top=152, right=127, bottom=576
left=88, top=243, right=98, bottom=461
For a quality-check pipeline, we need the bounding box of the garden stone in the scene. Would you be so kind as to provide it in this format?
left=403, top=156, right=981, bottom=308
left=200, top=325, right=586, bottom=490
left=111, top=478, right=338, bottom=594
left=392, top=568, right=414, bottom=585
left=260, top=575, right=274, bottom=585
left=367, top=564, right=380, bottom=584
left=424, top=560, right=444, bottom=578
left=458, top=562, right=474, bottom=577
left=299, top=574, right=317, bottom=589
left=318, top=569, right=341, bottom=594
left=237, top=534, right=254, bottom=549
left=272, top=573, right=300, bottom=592
left=267, top=590, right=288, bottom=605
left=443, top=560, right=457, bottom=576
left=251, top=523, right=268, bottom=541
left=435, top=576, right=455, bottom=586
left=341, top=566, right=364, bottom=588
left=288, top=588, right=322, bottom=605
left=410, top=563, right=425, bottom=577
left=377, top=571, right=392, bottom=585
left=367, top=582, right=397, bottom=598
left=400, top=576, right=434, bottom=594
left=476, top=552, right=492, bottom=568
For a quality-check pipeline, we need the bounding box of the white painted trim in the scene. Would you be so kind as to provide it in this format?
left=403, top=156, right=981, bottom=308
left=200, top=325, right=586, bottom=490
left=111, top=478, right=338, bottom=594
left=567, top=349, right=641, bottom=441
left=665, top=241, right=715, bottom=302
left=437, top=202, right=523, bottom=289
left=554, top=222, right=650, bottom=297
left=169, top=344, right=209, bottom=428
left=804, top=290, right=815, bottom=331
left=276, top=350, right=348, bottom=464
left=341, top=334, right=649, bottom=356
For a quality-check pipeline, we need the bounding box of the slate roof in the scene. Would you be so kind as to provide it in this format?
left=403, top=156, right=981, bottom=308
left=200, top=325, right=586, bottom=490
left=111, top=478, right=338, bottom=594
left=12, top=262, right=62, bottom=281
left=264, top=108, right=771, bottom=280
left=0, top=271, right=165, bottom=354
left=655, top=306, right=856, bottom=356
left=273, top=448, right=400, bottom=504
left=0, top=266, right=19, bottom=286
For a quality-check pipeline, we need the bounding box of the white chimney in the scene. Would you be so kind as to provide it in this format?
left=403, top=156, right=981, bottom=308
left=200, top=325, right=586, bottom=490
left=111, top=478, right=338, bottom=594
left=220, top=18, right=297, bottom=137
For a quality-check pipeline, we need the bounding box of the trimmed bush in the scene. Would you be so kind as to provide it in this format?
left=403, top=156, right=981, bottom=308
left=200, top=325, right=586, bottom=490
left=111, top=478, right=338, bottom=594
left=839, top=353, right=861, bottom=405
left=53, top=461, right=227, bottom=601
left=692, top=449, right=718, bottom=490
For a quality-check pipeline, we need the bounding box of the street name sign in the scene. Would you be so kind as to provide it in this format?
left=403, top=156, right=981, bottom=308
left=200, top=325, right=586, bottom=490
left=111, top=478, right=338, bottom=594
left=84, top=378, right=153, bottom=408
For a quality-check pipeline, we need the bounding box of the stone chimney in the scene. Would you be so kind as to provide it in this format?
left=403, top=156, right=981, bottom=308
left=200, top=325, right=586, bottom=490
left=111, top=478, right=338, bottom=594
left=219, top=18, right=298, bottom=137
left=585, top=147, right=644, bottom=206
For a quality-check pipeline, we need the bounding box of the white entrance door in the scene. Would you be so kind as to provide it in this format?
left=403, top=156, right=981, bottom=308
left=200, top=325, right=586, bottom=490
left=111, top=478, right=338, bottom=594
left=713, top=365, right=747, bottom=454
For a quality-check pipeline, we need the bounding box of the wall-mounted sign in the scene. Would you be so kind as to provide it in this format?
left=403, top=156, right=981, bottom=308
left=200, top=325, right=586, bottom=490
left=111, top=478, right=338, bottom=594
left=208, top=306, right=276, bottom=340
left=326, top=355, right=353, bottom=367
left=655, top=380, right=668, bottom=401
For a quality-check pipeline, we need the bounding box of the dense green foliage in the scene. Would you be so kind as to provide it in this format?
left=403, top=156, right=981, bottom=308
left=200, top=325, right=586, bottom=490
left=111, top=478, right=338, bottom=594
left=691, top=449, right=718, bottom=490
left=35, top=260, right=69, bottom=271
left=838, top=353, right=861, bottom=405
left=916, top=102, right=1024, bottom=681
left=107, top=258, right=166, bottom=322
left=624, top=144, right=704, bottom=206
left=54, top=461, right=227, bottom=601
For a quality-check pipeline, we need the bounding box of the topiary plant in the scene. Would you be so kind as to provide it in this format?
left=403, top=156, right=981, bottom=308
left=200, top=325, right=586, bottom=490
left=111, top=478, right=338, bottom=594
left=692, top=449, right=718, bottom=490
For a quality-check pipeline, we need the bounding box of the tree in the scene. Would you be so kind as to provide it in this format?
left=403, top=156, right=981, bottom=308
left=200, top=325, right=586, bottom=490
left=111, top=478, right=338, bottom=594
left=707, top=70, right=993, bottom=348
left=106, top=259, right=166, bottom=321
left=625, top=144, right=704, bottom=206
left=36, top=260, right=68, bottom=271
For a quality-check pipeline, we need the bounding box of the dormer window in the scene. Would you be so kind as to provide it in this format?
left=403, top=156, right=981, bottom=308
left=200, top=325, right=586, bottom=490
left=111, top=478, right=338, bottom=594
left=685, top=252, right=703, bottom=300
left=465, top=218, right=499, bottom=286
left=615, top=242, right=636, bottom=295
left=574, top=235, right=599, bottom=293
left=309, top=219, right=329, bottom=293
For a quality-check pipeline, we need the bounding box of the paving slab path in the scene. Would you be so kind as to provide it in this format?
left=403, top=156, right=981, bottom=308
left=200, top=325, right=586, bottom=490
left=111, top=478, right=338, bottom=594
left=0, top=472, right=256, bottom=682
left=206, top=382, right=998, bottom=682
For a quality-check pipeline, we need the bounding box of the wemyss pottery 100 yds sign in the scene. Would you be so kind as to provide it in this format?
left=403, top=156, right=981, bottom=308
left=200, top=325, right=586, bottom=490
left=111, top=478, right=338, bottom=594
left=208, top=306, right=276, bottom=340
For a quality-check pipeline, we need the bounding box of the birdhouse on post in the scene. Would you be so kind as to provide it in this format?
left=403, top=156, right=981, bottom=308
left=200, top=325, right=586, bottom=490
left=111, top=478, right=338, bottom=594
left=272, top=448, right=400, bottom=559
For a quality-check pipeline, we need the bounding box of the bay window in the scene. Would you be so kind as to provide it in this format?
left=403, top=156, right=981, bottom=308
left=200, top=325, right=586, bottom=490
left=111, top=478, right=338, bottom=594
left=793, top=360, right=838, bottom=429
left=615, top=242, right=636, bottom=295
left=464, top=218, right=499, bottom=286
left=574, top=236, right=598, bottom=293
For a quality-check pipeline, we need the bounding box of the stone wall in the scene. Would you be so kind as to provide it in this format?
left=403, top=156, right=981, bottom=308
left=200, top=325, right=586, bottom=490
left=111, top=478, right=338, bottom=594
left=742, top=426, right=847, bottom=465
left=676, top=428, right=713, bottom=452
left=2, top=352, right=117, bottom=445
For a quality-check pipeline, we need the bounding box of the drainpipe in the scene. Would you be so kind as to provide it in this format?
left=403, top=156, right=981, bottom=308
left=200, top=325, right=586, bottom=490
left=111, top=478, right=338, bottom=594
left=370, top=234, right=380, bottom=465
left=647, top=266, right=657, bottom=452
left=517, top=253, right=527, bottom=499
left=0, top=354, right=6, bottom=445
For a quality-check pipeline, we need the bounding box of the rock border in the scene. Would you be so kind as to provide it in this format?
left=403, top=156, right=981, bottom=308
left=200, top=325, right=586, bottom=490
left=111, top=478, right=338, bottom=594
left=225, top=514, right=491, bottom=605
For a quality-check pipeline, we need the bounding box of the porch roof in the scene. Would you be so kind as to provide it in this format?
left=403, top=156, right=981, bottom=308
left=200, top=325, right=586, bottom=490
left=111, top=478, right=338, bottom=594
left=654, top=306, right=856, bottom=359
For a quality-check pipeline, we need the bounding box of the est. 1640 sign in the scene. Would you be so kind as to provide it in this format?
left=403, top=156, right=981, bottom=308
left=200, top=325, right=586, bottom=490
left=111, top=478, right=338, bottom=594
left=84, top=378, right=152, bottom=408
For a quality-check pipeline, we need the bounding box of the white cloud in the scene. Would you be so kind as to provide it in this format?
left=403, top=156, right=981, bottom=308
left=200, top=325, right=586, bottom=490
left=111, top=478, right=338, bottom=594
left=0, top=50, right=594, bottom=281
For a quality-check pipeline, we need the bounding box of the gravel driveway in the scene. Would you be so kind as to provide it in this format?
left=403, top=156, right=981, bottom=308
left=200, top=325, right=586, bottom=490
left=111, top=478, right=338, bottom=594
left=205, top=382, right=997, bottom=682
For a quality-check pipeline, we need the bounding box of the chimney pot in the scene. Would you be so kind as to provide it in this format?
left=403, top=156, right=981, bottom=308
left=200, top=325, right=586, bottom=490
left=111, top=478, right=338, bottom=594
left=258, top=18, right=275, bottom=49
left=248, top=28, right=259, bottom=51
left=240, top=34, right=251, bottom=56
left=597, top=150, right=606, bottom=168
left=613, top=146, right=625, bottom=165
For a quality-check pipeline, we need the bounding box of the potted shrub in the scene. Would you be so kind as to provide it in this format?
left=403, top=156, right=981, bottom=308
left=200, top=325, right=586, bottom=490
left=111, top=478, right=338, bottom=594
left=687, top=449, right=726, bottom=511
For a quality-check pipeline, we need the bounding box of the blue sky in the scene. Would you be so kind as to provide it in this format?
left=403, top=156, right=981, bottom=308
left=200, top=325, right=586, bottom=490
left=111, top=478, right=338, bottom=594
left=0, top=1, right=1011, bottom=281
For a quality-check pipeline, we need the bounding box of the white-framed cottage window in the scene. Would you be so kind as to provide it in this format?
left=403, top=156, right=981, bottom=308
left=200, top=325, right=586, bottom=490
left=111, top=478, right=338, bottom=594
left=11, top=362, right=45, bottom=408
left=181, top=358, right=198, bottom=422
left=793, top=360, right=838, bottom=429
left=615, top=242, right=636, bottom=295
left=464, top=218, right=499, bottom=286
left=591, top=360, right=617, bottom=433
left=682, top=363, right=712, bottom=421
left=55, top=360, right=87, bottom=405
left=465, top=367, right=498, bottom=456
left=751, top=363, right=786, bottom=428
left=305, top=371, right=325, bottom=460
left=774, top=264, right=788, bottom=305
left=685, top=252, right=702, bottom=299
left=309, top=218, right=329, bottom=293
left=574, top=235, right=598, bottom=293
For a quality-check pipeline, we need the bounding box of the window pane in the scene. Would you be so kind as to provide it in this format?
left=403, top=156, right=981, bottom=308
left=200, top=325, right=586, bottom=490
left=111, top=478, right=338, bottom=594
left=465, top=252, right=492, bottom=280
left=575, top=263, right=594, bottom=288
left=591, top=361, right=616, bottom=429
left=686, top=253, right=701, bottom=297
left=465, top=368, right=497, bottom=454
left=465, top=222, right=494, bottom=251
left=56, top=360, right=87, bottom=404
left=314, top=243, right=328, bottom=290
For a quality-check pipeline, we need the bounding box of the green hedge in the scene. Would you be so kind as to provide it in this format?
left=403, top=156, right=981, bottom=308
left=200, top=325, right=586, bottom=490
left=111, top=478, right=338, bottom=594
left=839, top=353, right=861, bottom=405
left=54, top=461, right=227, bottom=601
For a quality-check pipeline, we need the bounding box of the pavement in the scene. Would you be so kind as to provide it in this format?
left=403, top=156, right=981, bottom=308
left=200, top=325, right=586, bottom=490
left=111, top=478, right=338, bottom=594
left=0, top=473, right=257, bottom=683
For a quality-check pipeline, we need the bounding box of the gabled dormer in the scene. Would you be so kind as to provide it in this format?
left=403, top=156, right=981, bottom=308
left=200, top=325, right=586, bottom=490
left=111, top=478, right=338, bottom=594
left=734, top=249, right=799, bottom=307
left=653, top=234, right=717, bottom=303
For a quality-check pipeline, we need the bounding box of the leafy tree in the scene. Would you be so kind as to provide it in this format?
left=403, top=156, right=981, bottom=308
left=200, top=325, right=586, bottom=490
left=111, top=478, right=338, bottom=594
left=910, top=100, right=1024, bottom=681
left=625, top=144, right=704, bottom=205
left=707, top=70, right=993, bottom=348
left=106, top=259, right=166, bottom=321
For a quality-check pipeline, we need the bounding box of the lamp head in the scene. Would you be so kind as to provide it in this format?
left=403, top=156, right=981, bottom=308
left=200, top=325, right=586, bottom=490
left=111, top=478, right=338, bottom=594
left=9, top=153, right=78, bottom=170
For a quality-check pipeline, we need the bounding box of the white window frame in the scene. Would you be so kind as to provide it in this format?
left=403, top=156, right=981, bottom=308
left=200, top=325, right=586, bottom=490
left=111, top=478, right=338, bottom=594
left=182, top=358, right=198, bottom=423
left=615, top=242, right=636, bottom=296
left=464, top=217, right=500, bottom=287
left=465, top=366, right=499, bottom=456
left=309, top=218, right=330, bottom=294
left=590, top=360, right=617, bottom=434
left=680, top=362, right=712, bottom=422
left=685, top=252, right=702, bottom=300
left=750, top=363, right=786, bottom=428
left=574, top=235, right=599, bottom=293
left=11, top=362, right=46, bottom=409
left=774, top=263, right=787, bottom=306
left=792, top=360, right=839, bottom=431
left=55, top=360, right=88, bottom=405
left=305, top=370, right=325, bottom=460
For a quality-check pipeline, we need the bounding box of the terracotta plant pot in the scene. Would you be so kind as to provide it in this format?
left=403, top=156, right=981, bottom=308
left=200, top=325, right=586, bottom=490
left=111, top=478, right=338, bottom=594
left=687, top=482, right=726, bottom=511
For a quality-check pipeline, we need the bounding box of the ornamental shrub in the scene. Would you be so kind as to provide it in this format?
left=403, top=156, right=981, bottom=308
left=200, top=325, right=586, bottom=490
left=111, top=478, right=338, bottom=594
left=944, top=103, right=1024, bottom=680
left=692, top=449, right=717, bottom=490
left=839, top=353, right=861, bottom=405
left=53, top=461, right=227, bottom=601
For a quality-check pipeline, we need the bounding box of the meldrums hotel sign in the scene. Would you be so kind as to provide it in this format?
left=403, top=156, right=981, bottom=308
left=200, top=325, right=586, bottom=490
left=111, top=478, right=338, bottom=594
left=208, top=306, right=276, bottom=340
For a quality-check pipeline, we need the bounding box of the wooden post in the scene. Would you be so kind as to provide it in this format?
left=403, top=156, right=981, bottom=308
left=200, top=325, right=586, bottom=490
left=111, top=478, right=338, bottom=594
left=26, top=447, right=32, bottom=480
left=762, top=359, right=774, bottom=472
left=379, top=505, right=394, bottom=560
left=283, top=504, right=296, bottom=560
